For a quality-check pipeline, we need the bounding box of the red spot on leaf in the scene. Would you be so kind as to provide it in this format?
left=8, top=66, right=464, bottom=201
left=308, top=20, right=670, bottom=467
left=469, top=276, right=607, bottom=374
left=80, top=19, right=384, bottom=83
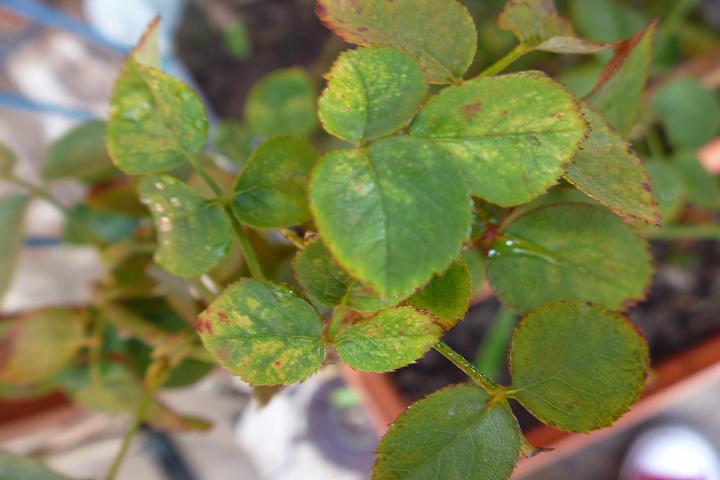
left=195, top=317, right=213, bottom=335
left=462, top=102, right=483, bottom=120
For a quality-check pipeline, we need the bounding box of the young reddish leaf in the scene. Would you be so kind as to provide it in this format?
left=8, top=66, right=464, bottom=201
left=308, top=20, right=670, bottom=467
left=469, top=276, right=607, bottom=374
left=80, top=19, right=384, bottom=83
left=42, top=121, right=119, bottom=183
left=107, top=20, right=208, bottom=174
left=373, top=384, right=521, bottom=480
left=231, top=136, right=316, bottom=229
left=585, top=21, right=657, bottom=136
left=0, top=308, right=87, bottom=386
left=310, top=136, right=472, bottom=298
left=335, top=307, right=441, bottom=372
left=293, top=238, right=402, bottom=312
left=566, top=105, right=660, bottom=225
left=245, top=68, right=317, bottom=138
left=653, top=78, right=720, bottom=150
left=319, top=46, right=426, bottom=144
left=316, top=0, right=476, bottom=84
left=407, top=259, right=471, bottom=330
left=410, top=71, right=587, bottom=206
left=138, top=175, right=232, bottom=278
left=0, top=194, right=28, bottom=301
left=498, top=0, right=611, bottom=54
left=487, top=203, right=652, bottom=313
left=197, top=279, right=325, bottom=386
left=510, top=302, right=648, bottom=432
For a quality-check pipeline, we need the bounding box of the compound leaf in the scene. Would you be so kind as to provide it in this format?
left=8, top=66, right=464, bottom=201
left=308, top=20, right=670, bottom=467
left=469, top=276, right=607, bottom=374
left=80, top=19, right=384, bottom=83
left=566, top=105, right=659, bottom=225
left=410, top=71, right=587, bottom=206
left=408, top=259, right=470, bottom=330
left=373, top=384, right=521, bottom=480
left=196, top=279, right=325, bottom=385
left=231, top=136, right=316, bottom=229
left=245, top=68, right=317, bottom=138
left=335, top=307, right=441, bottom=372
left=316, top=0, right=476, bottom=84
left=510, top=301, right=648, bottom=432
left=0, top=194, right=28, bottom=301
left=319, top=46, right=426, bottom=144
left=0, top=308, right=86, bottom=385
left=498, top=0, right=610, bottom=54
left=585, top=21, right=656, bottom=136
left=310, top=136, right=472, bottom=298
left=293, top=238, right=400, bottom=312
left=138, top=175, right=232, bottom=278
left=487, top=203, right=652, bottom=313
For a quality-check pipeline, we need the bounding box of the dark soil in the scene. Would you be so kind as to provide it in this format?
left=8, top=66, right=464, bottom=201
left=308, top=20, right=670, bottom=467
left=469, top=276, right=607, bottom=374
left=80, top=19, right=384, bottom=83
left=391, top=240, right=720, bottom=429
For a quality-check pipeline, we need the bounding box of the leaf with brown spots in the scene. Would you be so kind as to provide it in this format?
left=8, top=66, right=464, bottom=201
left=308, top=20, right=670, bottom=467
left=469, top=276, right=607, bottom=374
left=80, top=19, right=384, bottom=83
left=335, top=307, right=442, bottom=372
left=316, top=0, right=476, bottom=84
left=197, top=279, right=325, bottom=386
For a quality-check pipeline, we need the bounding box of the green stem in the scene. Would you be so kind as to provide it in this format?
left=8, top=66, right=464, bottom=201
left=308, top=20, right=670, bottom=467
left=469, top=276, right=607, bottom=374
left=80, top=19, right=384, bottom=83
left=185, top=153, right=224, bottom=198
left=659, top=0, right=697, bottom=38
left=104, top=386, right=154, bottom=480
left=3, top=174, right=69, bottom=214
left=327, top=285, right=352, bottom=339
left=226, top=209, right=264, bottom=279
left=478, top=43, right=532, bottom=78
left=279, top=227, right=305, bottom=249
left=434, top=341, right=502, bottom=394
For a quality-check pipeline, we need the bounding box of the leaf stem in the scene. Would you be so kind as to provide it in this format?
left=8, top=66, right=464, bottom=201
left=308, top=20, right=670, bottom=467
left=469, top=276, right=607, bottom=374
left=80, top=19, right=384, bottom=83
left=226, top=209, right=265, bottom=279
left=2, top=174, right=69, bottom=214
left=434, top=341, right=502, bottom=394
left=327, top=285, right=352, bottom=339
left=185, top=152, right=224, bottom=198
left=478, top=43, right=532, bottom=78
left=279, top=227, right=305, bottom=249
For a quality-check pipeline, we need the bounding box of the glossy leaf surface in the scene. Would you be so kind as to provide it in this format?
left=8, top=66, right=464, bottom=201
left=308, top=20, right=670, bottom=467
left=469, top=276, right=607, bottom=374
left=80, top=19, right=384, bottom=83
left=310, top=136, right=472, bottom=298
left=316, top=0, right=477, bottom=83
left=231, top=136, right=316, bottom=229
left=487, top=203, right=652, bottom=313
left=373, top=385, right=521, bottom=480
left=410, top=72, right=587, bottom=206
left=510, top=302, right=648, bottom=431
left=566, top=105, right=659, bottom=224
left=335, top=307, right=441, bottom=372
left=138, top=175, right=232, bottom=278
left=319, top=46, right=426, bottom=144
left=197, top=279, right=325, bottom=385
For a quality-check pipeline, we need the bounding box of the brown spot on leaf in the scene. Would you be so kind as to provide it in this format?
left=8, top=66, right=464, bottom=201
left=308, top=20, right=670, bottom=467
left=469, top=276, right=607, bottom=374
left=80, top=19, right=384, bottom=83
left=195, top=317, right=213, bottom=335
left=462, top=102, right=483, bottom=120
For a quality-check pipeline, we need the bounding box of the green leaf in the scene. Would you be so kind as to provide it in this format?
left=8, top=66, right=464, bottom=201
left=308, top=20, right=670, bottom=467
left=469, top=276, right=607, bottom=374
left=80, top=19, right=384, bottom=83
left=0, top=194, right=28, bottom=300
left=318, top=46, right=426, bottom=144
left=646, top=160, right=684, bottom=224
left=310, top=136, right=472, bottom=298
left=197, top=279, right=325, bottom=385
left=335, top=307, right=441, bottom=372
left=107, top=21, right=207, bottom=174
left=0, top=308, right=86, bottom=385
left=565, top=105, right=659, bottom=225
left=410, top=71, right=587, bottom=206
left=510, top=301, right=648, bottom=432
left=672, top=151, right=720, bottom=209
left=373, top=384, right=521, bottom=480
left=245, top=68, right=316, bottom=138
left=316, top=0, right=477, bottom=84
left=653, top=78, right=720, bottom=150
left=86, top=178, right=147, bottom=216
left=63, top=204, right=139, bottom=245
left=585, top=21, right=656, bottom=136
left=42, top=120, right=118, bottom=183
left=407, top=259, right=470, bottom=330
left=0, top=452, right=75, bottom=480
left=214, top=119, right=254, bottom=168
left=138, top=175, right=232, bottom=278
left=487, top=203, right=652, bottom=313
left=293, top=238, right=400, bottom=312
left=569, top=0, right=649, bottom=43
left=0, top=142, right=16, bottom=177
left=498, top=0, right=610, bottom=54
left=231, top=136, right=316, bottom=229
